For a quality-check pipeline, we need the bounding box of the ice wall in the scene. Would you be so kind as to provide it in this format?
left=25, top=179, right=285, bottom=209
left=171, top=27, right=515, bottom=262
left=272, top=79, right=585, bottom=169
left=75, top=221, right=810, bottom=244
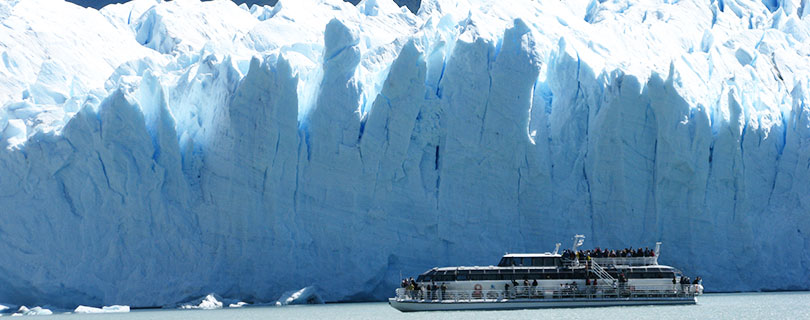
left=0, top=0, right=809, bottom=308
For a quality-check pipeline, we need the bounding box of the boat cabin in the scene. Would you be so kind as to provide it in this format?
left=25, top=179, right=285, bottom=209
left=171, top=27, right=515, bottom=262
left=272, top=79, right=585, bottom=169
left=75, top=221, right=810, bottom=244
left=497, top=254, right=562, bottom=267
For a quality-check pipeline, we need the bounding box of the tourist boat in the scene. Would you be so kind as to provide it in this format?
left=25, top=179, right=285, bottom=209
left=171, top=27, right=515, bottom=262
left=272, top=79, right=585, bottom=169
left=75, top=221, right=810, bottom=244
left=389, top=235, right=703, bottom=312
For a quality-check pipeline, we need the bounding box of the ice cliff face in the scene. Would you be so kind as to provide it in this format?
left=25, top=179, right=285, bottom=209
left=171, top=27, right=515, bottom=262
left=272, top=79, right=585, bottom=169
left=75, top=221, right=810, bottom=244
left=1, top=0, right=809, bottom=308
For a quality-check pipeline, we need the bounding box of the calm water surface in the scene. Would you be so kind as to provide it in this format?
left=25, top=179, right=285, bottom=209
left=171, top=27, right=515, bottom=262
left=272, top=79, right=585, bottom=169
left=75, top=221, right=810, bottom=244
left=34, top=292, right=809, bottom=320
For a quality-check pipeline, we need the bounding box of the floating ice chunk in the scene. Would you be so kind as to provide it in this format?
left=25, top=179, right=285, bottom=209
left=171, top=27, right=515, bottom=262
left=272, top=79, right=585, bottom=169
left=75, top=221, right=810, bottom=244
left=13, top=306, right=52, bottom=316
left=73, top=305, right=130, bottom=313
left=178, top=294, right=223, bottom=310
left=228, top=302, right=248, bottom=308
left=275, top=287, right=324, bottom=306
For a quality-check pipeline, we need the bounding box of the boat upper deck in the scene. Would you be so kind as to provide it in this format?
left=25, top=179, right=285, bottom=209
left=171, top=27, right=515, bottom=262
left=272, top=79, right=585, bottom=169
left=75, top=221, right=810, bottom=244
left=497, top=255, right=660, bottom=268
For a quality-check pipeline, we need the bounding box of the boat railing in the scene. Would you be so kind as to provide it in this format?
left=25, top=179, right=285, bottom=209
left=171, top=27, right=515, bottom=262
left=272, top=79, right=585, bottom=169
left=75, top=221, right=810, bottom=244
left=394, top=284, right=699, bottom=302
left=563, top=256, right=658, bottom=267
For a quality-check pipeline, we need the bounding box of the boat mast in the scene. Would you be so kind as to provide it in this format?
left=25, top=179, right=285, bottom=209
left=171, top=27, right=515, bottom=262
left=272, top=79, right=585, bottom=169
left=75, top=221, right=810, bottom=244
left=654, top=241, right=662, bottom=264
left=571, top=234, right=585, bottom=252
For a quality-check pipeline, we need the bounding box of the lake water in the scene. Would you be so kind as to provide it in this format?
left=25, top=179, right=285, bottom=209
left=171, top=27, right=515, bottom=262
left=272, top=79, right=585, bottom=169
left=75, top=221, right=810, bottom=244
left=23, top=292, right=810, bottom=320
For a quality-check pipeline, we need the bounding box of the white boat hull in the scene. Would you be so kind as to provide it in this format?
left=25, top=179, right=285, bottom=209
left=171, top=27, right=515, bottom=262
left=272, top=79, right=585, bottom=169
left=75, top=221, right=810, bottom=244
left=388, top=296, right=697, bottom=312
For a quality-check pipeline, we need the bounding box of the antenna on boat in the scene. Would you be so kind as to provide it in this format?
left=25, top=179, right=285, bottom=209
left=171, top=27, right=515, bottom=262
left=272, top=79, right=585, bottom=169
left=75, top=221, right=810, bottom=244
left=553, top=243, right=561, bottom=255
left=654, top=242, right=662, bottom=264
left=571, top=234, right=585, bottom=252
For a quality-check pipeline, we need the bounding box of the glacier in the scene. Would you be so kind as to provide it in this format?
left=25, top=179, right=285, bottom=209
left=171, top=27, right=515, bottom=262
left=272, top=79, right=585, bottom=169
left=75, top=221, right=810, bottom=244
left=0, top=0, right=809, bottom=308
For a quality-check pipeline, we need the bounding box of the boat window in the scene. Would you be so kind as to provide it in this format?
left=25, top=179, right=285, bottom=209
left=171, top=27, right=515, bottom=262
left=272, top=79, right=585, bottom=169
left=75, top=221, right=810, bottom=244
left=457, top=270, right=469, bottom=275
left=434, top=274, right=453, bottom=282
left=471, top=270, right=484, bottom=274
left=531, top=258, right=543, bottom=266
left=498, top=257, right=515, bottom=267
left=546, top=258, right=558, bottom=267
left=456, top=274, right=467, bottom=281
left=416, top=275, right=425, bottom=282
left=482, top=274, right=501, bottom=281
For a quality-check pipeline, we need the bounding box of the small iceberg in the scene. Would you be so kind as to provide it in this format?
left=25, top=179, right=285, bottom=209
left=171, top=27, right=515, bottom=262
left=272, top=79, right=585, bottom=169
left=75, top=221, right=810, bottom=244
left=179, top=293, right=223, bottom=310
left=13, top=306, right=53, bottom=316
left=275, top=286, right=324, bottom=306
left=74, top=305, right=130, bottom=313
left=228, top=301, right=249, bottom=308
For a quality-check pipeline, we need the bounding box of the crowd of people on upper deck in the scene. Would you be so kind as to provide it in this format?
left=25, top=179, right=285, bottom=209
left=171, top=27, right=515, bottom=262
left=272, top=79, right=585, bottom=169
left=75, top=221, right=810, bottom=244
left=561, top=247, right=656, bottom=260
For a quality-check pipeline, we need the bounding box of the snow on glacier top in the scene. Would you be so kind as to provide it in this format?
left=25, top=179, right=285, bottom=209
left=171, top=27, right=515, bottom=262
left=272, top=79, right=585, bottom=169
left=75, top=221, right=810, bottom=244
left=1, top=0, right=808, bottom=150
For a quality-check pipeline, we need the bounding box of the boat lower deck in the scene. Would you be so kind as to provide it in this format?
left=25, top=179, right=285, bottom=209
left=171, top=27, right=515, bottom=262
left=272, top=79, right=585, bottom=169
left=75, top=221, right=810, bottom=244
left=389, top=286, right=700, bottom=312
left=389, top=296, right=696, bottom=312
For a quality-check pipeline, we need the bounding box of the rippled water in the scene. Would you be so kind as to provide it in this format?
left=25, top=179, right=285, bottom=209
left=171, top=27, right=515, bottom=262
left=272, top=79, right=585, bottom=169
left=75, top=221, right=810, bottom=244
left=31, top=292, right=810, bottom=320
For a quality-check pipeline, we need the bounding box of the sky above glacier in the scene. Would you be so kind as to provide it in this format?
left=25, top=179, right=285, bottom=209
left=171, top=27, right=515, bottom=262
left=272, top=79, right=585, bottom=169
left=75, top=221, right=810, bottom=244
left=68, top=0, right=273, bottom=8
left=67, top=0, right=421, bottom=12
